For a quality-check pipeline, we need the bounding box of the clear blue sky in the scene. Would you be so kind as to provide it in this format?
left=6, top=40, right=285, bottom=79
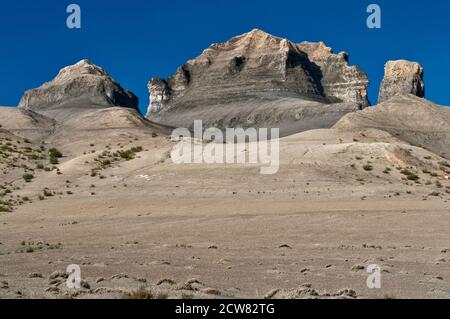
left=1, top=0, right=449, bottom=114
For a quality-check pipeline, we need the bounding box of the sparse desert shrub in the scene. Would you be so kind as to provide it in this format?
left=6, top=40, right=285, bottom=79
left=0, top=205, right=12, bottom=212
left=406, top=174, right=420, bottom=181
left=49, top=157, right=59, bottom=165
left=116, top=146, right=143, bottom=160
left=49, top=148, right=62, bottom=158
left=49, top=148, right=63, bottom=164
left=22, top=173, right=34, bottom=183
left=43, top=188, right=53, bottom=197
left=363, top=164, right=373, bottom=171
left=400, top=169, right=420, bottom=181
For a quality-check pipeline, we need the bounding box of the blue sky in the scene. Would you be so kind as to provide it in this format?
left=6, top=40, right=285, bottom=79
left=0, top=0, right=449, bottom=114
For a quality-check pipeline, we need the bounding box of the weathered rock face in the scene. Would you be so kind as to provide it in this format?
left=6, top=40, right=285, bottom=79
left=18, top=59, right=139, bottom=112
left=378, top=60, right=424, bottom=103
left=297, top=42, right=370, bottom=107
left=146, top=29, right=370, bottom=134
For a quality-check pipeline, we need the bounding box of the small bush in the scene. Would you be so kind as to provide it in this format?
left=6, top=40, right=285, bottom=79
left=0, top=205, right=12, bottom=212
left=49, top=148, right=63, bottom=165
left=406, top=174, right=420, bottom=181
left=49, top=148, right=63, bottom=158
left=363, top=164, right=373, bottom=171
left=400, top=169, right=420, bottom=181
left=22, top=173, right=34, bottom=183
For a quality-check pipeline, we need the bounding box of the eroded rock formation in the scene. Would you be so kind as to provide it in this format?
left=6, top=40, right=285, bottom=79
left=378, top=60, right=424, bottom=103
left=297, top=42, right=369, bottom=106
left=146, top=29, right=370, bottom=134
left=19, top=59, right=139, bottom=112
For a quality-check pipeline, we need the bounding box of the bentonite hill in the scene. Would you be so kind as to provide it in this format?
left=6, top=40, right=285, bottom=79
left=0, top=29, right=449, bottom=299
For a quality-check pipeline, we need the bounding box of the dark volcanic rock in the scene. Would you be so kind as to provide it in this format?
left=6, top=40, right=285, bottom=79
left=378, top=60, right=424, bottom=103
left=18, top=60, right=139, bottom=113
left=146, top=29, right=369, bottom=135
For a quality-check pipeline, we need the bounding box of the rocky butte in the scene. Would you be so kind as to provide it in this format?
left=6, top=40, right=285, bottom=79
left=18, top=59, right=139, bottom=119
left=146, top=29, right=370, bottom=136
left=378, top=60, right=425, bottom=103
left=0, top=59, right=156, bottom=141
left=335, top=60, right=450, bottom=160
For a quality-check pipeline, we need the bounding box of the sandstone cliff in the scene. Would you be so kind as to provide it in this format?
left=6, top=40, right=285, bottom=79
left=146, top=29, right=370, bottom=135
left=378, top=60, right=424, bottom=103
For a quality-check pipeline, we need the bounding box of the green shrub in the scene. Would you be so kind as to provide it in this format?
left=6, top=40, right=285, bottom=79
left=49, top=148, right=62, bottom=158
left=22, top=173, right=34, bottom=183
left=400, top=169, right=420, bottom=181
left=406, top=174, right=420, bottom=181
left=0, top=205, right=12, bottom=212
left=49, top=148, right=63, bottom=165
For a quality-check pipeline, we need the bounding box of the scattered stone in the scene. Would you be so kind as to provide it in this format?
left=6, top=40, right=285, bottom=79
left=157, top=278, right=177, bottom=286
left=264, top=289, right=280, bottom=299
left=351, top=264, right=365, bottom=271
left=201, top=288, right=221, bottom=296
left=80, top=280, right=91, bottom=290
left=49, top=271, right=67, bottom=280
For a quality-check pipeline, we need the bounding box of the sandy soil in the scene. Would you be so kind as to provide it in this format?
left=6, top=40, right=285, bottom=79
left=1, top=128, right=449, bottom=299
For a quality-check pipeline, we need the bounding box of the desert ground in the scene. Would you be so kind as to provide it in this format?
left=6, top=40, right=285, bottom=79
left=1, top=125, right=449, bottom=299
